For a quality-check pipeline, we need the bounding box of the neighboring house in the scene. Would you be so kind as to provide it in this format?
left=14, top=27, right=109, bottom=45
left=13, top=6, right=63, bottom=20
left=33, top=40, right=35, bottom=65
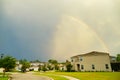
left=15, top=61, right=44, bottom=71
left=110, top=56, right=120, bottom=71
left=30, top=62, right=44, bottom=71
left=15, top=61, right=22, bottom=71
left=110, top=56, right=117, bottom=62
left=0, top=68, right=4, bottom=72
left=71, top=51, right=112, bottom=72
left=58, top=63, right=66, bottom=71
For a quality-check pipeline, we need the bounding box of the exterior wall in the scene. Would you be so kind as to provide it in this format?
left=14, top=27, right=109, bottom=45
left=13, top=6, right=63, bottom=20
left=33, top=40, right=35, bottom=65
left=30, top=62, right=44, bottom=71
left=0, top=68, right=4, bottom=72
left=59, top=64, right=66, bottom=71
left=15, top=64, right=22, bottom=71
left=71, top=52, right=112, bottom=71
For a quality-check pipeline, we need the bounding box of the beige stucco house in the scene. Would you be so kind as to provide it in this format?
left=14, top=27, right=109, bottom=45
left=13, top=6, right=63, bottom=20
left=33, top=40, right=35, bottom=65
left=71, top=51, right=112, bottom=72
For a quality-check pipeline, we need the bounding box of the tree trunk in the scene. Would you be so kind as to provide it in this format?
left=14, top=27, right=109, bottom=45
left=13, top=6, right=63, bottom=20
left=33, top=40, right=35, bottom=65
left=3, top=69, right=5, bottom=77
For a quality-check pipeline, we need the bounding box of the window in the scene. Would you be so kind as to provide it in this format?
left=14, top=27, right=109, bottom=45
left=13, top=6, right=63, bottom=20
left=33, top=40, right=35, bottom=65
left=92, top=64, right=95, bottom=69
left=105, top=64, right=109, bottom=69
left=81, top=65, right=84, bottom=69
left=80, top=56, right=83, bottom=61
left=71, top=59, right=73, bottom=62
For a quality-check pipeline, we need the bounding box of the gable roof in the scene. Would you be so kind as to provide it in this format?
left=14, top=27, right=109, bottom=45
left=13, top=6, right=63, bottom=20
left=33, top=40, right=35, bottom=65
left=71, top=51, right=109, bottom=58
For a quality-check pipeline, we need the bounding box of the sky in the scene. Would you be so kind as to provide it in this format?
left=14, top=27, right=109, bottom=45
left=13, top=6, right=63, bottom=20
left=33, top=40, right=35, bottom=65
left=0, top=0, right=120, bottom=61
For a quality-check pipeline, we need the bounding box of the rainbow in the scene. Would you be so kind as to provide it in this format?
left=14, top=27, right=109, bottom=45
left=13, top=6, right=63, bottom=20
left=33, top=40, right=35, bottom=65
left=66, top=15, right=110, bottom=53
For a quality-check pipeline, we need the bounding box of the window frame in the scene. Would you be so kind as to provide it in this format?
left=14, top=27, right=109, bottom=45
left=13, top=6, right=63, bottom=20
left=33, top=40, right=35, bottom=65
left=81, top=65, right=84, bottom=69
left=79, top=56, right=83, bottom=61
left=92, top=64, right=95, bottom=69
left=105, top=64, right=109, bottom=69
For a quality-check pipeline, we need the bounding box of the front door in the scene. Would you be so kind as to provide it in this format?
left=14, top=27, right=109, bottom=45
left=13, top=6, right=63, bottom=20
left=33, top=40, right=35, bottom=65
left=77, top=64, right=80, bottom=71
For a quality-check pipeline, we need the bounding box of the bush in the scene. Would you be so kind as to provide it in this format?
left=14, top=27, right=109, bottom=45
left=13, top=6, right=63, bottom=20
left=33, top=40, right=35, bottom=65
left=42, top=65, right=47, bottom=72
left=66, top=63, right=72, bottom=72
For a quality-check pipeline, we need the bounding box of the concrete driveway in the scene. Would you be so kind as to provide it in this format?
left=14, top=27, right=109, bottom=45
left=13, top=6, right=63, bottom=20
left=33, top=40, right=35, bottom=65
left=11, top=72, right=52, bottom=80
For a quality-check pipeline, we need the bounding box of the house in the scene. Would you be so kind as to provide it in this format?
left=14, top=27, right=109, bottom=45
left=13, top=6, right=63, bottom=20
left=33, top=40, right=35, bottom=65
left=58, top=63, right=66, bottom=71
left=110, top=56, right=120, bottom=71
left=110, top=56, right=116, bottom=62
left=15, top=61, right=22, bottom=71
left=71, top=51, right=112, bottom=72
left=0, top=68, right=4, bottom=72
left=30, top=62, right=44, bottom=71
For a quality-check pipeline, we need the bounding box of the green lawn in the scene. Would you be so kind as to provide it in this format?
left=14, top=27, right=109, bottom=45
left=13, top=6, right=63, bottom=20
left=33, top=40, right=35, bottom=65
left=35, top=72, right=120, bottom=80
left=0, top=73, right=10, bottom=80
left=0, top=76, right=8, bottom=80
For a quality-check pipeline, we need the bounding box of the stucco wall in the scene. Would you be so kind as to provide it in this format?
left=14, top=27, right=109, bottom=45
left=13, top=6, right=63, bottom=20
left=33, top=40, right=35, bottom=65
left=71, top=53, right=112, bottom=71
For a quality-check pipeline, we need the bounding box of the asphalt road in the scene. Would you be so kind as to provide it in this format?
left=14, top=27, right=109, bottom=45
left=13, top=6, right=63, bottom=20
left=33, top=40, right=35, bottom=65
left=11, top=72, right=52, bottom=80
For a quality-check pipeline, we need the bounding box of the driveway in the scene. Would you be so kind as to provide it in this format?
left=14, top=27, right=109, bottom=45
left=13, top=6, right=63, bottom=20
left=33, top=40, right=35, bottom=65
left=11, top=72, right=52, bottom=80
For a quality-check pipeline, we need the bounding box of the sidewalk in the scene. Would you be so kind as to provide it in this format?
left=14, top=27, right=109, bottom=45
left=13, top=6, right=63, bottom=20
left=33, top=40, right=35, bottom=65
left=61, top=75, right=79, bottom=80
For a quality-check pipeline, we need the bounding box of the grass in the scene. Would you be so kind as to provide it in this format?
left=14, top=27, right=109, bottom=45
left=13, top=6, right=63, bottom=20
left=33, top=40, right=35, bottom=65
left=0, top=76, right=8, bottom=80
left=35, top=72, right=120, bottom=80
left=0, top=73, right=10, bottom=80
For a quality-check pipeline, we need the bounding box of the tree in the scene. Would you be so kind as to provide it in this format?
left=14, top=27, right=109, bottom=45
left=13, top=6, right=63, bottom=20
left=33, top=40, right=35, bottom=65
left=38, top=65, right=42, bottom=71
left=66, top=60, right=72, bottom=72
left=0, top=56, right=16, bottom=76
left=42, top=65, right=47, bottom=72
left=20, top=59, right=30, bottom=72
left=54, top=64, right=59, bottom=70
left=48, top=59, right=58, bottom=64
left=66, top=63, right=72, bottom=72
left=48, top=59, right=58, bottom=70
left=116, top=54, right=120, bottom=61
left=30, top=59, right=41, bottom=63
left=19, top=59, right=27, bottom=64
left=47, top=65, right=53, bottom=70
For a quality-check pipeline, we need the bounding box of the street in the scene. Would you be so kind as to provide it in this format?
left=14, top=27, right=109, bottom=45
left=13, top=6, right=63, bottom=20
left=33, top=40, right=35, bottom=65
left=11, top=72, right=52, bottom=80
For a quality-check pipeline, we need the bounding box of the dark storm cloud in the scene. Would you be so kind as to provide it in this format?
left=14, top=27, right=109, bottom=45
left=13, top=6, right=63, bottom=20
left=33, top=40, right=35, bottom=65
left=0, top=0, right=64, bottom=61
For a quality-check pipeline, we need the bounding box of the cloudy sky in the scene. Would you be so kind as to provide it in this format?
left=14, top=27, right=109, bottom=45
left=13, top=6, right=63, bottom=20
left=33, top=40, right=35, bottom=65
left=0, top=0, right=120, bottom=61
